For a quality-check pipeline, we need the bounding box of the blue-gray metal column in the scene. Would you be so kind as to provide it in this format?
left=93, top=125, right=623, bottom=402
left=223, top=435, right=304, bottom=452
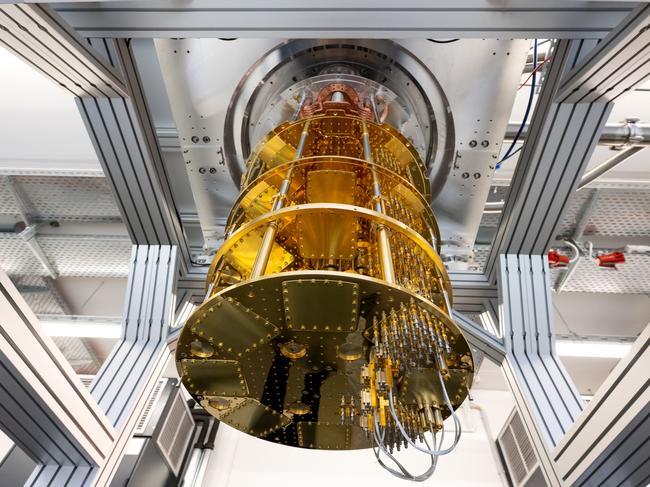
left=499, top=255, right=584, bottom=486
left=26, top=245, right=178, bottom=486
left=485, top=39, right=612, bottom=282
left=76, top=39, right=191, bottom=274
left=0, top=271, right=114, bottom=484
left=554, top=324, right=650, bottom=487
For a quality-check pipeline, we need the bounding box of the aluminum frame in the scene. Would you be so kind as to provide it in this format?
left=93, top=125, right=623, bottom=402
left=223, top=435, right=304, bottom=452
left=0, top=270, right=114, bottom=470
left=51, top=1, right=634, bottom=39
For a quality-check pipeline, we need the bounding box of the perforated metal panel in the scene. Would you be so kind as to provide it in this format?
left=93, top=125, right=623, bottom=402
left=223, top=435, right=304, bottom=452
left=9, top=176, right=121, bottom=223
left=473, top=244, right=491, bottom=270
left=553, top=188, right=650, bottom=238
left=10, top=275, right=67, bottom=315
left=51, top=336, right=101, bottom=375
left=550, top=254, right=650, bottom=294
left=480, top=212, right=501, bottom=228
left=0, top=235, right=131, bottom=278
left=38, top=236, right=131, bottom=278
left=0, top=177, right=20, bottom=216
left=0, top=235, right=45, bottom=275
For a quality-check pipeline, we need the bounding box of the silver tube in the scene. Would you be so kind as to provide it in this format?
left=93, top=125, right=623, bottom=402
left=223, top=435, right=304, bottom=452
left=578, top=146, right=645, bottom=190
left=250, top=121, right=310, bottom=278
left=486, top=147, right=645, bottom=213
left=504, top=121, right=650, bottom=147
left=370, top=93, right=381, bottom=123
left=291, top=91, right=307, bottom=121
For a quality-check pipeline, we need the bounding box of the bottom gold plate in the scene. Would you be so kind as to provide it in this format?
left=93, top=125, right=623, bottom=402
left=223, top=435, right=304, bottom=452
left=176, top=271, right=473, bottom=450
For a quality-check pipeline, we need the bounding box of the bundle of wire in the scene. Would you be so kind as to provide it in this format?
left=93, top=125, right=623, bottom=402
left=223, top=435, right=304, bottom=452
left=371, top=371, right=463, bottom=481
left=496, top=38, right=539, bottom=169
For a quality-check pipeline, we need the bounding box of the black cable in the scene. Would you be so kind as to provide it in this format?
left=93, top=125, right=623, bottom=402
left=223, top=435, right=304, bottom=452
left=427, top=39, right=459, bottom=44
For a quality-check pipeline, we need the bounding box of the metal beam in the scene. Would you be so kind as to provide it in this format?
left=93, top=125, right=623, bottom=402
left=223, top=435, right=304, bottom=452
left=0, top=4, right=126, bottom=97
left=553, top=323, right=650, bottom=487
left=452, top=310, right=506, bottom=365
left=451, top=275, right=499, bottom=314
left=0, top=269, right=114, bottom=467
left=484, top=146, right=645, bottom=213
left=486, top=39, right=613, bottom=281
left=90, top=245, right=177, bottom=428
left=77, top=39, right=192, bottom=274
left=556, top=4, right=650, bottom=104
left=25, top=245, right=178, bottom=486
left=504, top=119, right=650, bottom=147
left=499, top=254, right=584, bottom=486
left=52, top=1, right=633, bottom=38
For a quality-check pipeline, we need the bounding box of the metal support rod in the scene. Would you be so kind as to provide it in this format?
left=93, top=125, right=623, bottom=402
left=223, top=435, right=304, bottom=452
left=291, top=91, right=308, bottom=122
left=250, top=121, right=310, bottom=278
left=578, top=146, right=645, bottom=190
left=4, top=176, right=32, bottom=225
left=486, top=147, right=645, bottom=212
left=370, top=93, right=381, bottom=124
left=504, top=120, right=650, bottom=146
left=555, top=190, right=599, bottom=293
left=4, top=176, right=60, bottom=279
left=18, top=225, right=58, bottom=279
left=362, top=120, right=395, bottom=284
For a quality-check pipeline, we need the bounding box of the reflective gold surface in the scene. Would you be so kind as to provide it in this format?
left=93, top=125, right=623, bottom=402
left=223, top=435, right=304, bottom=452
left=177, top=111, right=473, bottom=451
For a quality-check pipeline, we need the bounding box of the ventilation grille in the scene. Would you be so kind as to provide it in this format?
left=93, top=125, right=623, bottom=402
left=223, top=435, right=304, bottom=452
left=497, top=409, right=539, bottom=487
left=156, top=389, right=194, bottom=475
left=78, top=375, right=95, bottom=388
left=135, top=378, right=168, bottom=435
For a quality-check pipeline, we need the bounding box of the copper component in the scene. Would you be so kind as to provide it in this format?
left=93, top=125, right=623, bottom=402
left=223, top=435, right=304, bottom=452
left=300, top=83, right=374, bottom=120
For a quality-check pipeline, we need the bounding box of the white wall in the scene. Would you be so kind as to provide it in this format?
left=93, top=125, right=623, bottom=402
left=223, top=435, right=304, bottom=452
left=201, top=389, right=514, bottom=487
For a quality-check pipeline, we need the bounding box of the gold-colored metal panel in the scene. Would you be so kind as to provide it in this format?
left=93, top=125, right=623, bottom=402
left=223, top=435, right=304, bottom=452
left=220, top=398, right=292, bottom=437
left=297, top=422, right=368, bottom=449
left=283, top=279, right=358, bottom=332
left=191, top=297, right=280, bottom=357
left=224, top=227, right=294, bottom=278
left=239, top=180, right=278, bottom=220
left=296, top=213, right=357, bottom=259
left=306, top=169, right=356, bottom=204
left=180, top=359, right=248, bottom=397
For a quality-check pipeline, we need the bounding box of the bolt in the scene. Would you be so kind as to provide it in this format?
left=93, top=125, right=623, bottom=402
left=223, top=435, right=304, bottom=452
left=473, top=172, right=481, bottom=179
left=481, top=140, right=489, bottom=147
left=462, top=172, right=470, bottom=179
left=191, top=135, right=200, bottom=143
left=203, top=136, right=211, bottom=143
left=198, top=167, right=206, bottom=174
left=469, top=140, right=477, bottom=148
left=209, top=167, right=217, bottom=174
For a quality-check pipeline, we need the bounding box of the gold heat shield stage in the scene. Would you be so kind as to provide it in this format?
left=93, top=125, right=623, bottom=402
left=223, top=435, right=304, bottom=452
left=176, top=113, right=473, bottom=451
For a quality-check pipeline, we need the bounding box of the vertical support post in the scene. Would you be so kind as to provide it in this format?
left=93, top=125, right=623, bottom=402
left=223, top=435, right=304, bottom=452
left=250, top=121, right=310, bottom=278
left=362, top=120, right=395, bottom=284
left=0, top=270, right=114, bottom=472
left=499, top=254, right=584, bottom=486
